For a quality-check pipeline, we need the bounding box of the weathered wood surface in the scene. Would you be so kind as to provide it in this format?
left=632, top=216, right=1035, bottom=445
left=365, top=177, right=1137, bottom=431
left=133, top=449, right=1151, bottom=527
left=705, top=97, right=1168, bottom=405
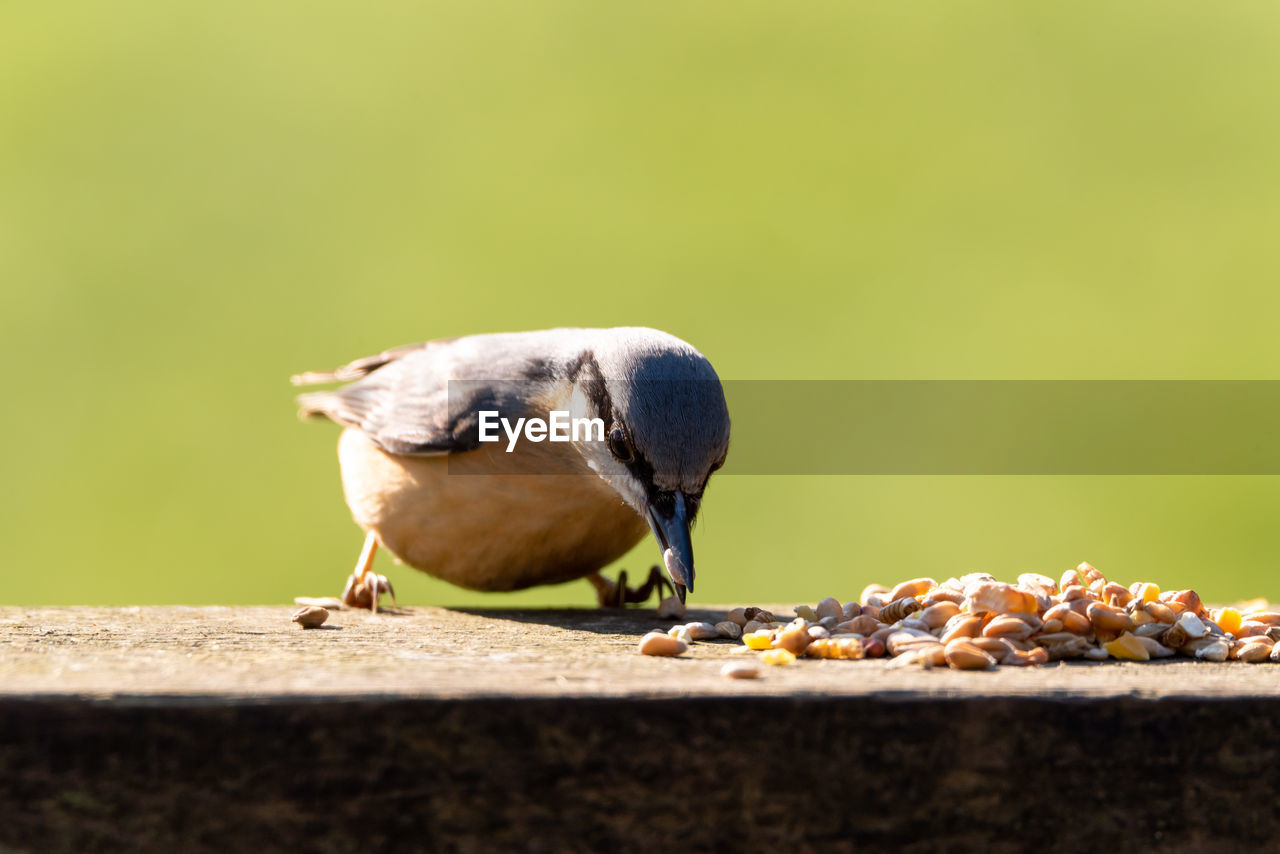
left=2, top=606, right=1278, bottom=854
left=4, top=605, right=1278, bottom=699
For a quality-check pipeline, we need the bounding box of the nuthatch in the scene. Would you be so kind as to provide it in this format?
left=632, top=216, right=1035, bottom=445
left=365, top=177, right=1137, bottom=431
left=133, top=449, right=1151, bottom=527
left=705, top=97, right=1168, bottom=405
left=293, top=327, right=731, bottom=610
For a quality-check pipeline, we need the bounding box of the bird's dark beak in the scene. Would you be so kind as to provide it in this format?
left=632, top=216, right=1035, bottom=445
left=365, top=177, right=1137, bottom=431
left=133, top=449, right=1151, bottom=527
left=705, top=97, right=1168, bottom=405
left=646, top=492, right=694, bottom=603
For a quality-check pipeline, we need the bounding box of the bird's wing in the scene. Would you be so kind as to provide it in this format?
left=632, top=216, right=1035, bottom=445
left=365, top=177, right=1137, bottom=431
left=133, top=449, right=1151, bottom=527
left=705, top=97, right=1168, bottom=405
left=294, top=333, right=576, bottom=457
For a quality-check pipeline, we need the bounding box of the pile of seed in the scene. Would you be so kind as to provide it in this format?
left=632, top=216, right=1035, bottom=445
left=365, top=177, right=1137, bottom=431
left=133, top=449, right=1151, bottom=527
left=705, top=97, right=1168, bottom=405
left=638, top=562, right=1280, bottom=671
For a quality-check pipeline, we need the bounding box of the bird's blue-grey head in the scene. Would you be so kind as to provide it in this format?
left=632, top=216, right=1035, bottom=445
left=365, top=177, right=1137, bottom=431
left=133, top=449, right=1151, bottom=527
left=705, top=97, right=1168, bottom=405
left=571, top=328, right=731, bottom=602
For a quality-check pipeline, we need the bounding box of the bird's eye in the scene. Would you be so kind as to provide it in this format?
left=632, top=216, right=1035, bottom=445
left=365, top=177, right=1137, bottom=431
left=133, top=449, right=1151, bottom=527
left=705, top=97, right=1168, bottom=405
left=607, top=426, right=633, bottom=462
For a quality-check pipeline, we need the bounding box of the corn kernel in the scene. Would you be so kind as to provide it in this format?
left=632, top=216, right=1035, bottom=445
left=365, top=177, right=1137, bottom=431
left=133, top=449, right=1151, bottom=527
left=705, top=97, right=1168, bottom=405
left=1103, top=632, right=1150, bottom=662
left=758, top=648, right=797, bottom=666
left=743, top=630, right=775, bottom=650
left=805, top=637, right=864, bottom=660
left=1216, top=607, right=1242, bottom=635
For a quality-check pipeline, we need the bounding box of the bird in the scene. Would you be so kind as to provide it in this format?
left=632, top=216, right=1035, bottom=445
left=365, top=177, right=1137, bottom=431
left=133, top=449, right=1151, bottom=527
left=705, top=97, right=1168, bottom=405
left=292, top=327, right=731, bottom=611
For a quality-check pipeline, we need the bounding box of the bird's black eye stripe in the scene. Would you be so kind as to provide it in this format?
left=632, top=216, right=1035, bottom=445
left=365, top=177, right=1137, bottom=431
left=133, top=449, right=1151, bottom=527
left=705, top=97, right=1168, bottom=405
left=607, top=425, right=633, bottom=462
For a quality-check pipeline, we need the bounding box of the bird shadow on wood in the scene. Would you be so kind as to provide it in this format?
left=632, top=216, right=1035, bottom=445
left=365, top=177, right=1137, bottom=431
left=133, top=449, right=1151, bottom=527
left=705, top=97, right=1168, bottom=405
left=445, top=606, right=729, bottom=636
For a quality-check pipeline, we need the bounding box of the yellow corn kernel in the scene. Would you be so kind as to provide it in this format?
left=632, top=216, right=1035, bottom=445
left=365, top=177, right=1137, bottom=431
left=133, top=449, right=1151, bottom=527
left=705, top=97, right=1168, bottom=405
left=1103, top=632, right=1150, bottom=662
left=1216, top=607, right=1243, bottom=636
left=805, top=638, right=864, bottom=660
left=1137, top=582, right=1160, bottom=604
left=743, top=630, right=775, bottom=650
left=758, top=648, right=797, bottom=666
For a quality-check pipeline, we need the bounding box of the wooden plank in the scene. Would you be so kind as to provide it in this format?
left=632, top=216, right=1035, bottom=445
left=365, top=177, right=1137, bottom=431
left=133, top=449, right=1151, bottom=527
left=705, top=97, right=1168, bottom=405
left=1, top=607, right=1278, bottom=854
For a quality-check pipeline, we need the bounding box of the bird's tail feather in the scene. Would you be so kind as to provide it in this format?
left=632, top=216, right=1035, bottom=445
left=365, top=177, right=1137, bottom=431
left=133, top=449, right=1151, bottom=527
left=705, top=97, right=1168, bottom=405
left=289, top=340, right=442, bottom=387
left=295, top=390, right=346, bottom=422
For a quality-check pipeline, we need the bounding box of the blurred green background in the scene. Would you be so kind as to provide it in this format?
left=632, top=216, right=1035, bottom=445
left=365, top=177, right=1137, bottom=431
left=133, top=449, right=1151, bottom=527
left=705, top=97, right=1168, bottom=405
left=4, top=1, right=1280, bottom=607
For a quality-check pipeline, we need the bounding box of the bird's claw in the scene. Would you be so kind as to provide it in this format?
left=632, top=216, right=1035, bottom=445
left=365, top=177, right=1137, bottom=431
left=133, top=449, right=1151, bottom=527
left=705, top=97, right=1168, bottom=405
left=591, top=566, right=675, bottom=609
left=342, top=570, right=396, bottom=612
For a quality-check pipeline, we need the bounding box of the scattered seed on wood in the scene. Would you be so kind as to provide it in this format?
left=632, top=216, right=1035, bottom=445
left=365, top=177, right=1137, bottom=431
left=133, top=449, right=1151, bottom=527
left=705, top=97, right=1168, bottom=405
left=721, top=662, right=760, bottom=679
left=944, top=640, right=996, bottom=670
left=939, top=615, right=983, bottom=644
left=714, top=564, right=1273, bottom=672
left=920, top=602, right=961, bottom=629
left=656, top=597, right=686, bottom=620
left=758, top=648, right=797, bottom=666
left=1193, top=639, right=1230, bottom=662
left=1002, top=647, right=1049, bottom=667
left=1087, top=603, right=1133, bottom=633
left=715, top=621, right=743, bottom=640
left=773, top=624, right=813, bottom=656
left=805, top=637, right=864, bottom=660
left=984, top=615, right=1035, bottom=641
left=1235, top=641, right=1272, bottom=663
left=667, top=626, right=694, bottom=644
left=639, top=632, right=687, bottom=657
left=1133, top=635, right=1175, bottom=659
left=291, top=606, right=329, bottom=628
left=879, top=596, right=923, bottom=624
left=815, top=597, right=843, bottom=621
left=889, top=578, right=936, bottom=603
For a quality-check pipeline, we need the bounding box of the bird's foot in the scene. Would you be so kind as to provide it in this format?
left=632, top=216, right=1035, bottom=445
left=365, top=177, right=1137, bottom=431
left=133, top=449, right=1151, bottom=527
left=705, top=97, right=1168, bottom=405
left=341, top=570, right=396, bottom=612
left=589, top=566, right=674, bottom=609
left=340, top=531, right=395, bottom=612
